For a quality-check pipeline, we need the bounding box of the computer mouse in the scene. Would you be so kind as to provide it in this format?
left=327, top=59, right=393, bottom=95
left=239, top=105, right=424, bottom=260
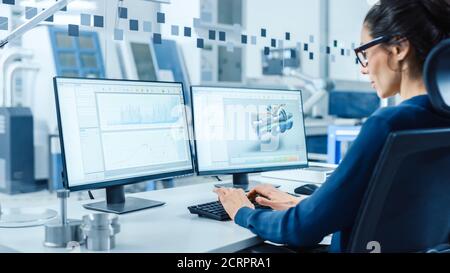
left=294, top=184, right=319, bottom=195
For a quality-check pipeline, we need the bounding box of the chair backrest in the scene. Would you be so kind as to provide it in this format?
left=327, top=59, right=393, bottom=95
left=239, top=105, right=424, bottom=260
left=348, top=39, right=450, bottom=253
left=348, top=129, right=450, bottom=253
left=425, top=39, right=450, bottom=118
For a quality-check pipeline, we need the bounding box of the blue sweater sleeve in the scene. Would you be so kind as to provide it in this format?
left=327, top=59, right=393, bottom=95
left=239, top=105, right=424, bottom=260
left=234, top=116, right=392, bottom=248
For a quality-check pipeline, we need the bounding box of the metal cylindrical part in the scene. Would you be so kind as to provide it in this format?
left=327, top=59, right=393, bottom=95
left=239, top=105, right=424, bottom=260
left=81, top=213, right=120, bottom=251
left=86, top=234, right=116, bottom=251
left=56, top=190, right=70, bottom=199
left=61, top=197, right=67, bottom=225
left=44, top=189, right=83, bottom=248
left=56, top=190, right=70, bottom=225
left=44, top=219, right=83, bottom=248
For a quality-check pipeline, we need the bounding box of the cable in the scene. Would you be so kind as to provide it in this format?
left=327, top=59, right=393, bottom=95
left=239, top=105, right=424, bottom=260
left=214, top=176, right=222, bottom=182
left=88, top=191, right=95, bottom=200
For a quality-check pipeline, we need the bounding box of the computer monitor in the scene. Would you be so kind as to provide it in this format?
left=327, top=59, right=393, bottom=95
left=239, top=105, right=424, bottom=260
left=54, top=77, right=194, bottom=214
left=191, top=86, right=309, bottom=191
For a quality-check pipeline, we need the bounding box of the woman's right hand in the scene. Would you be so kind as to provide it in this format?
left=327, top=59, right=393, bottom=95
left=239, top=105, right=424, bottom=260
left=247, top=184, right=306, bottom=211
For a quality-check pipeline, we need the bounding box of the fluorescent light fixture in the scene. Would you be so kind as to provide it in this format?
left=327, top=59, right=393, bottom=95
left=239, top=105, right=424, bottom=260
left=1, top=0, right=72, bottom=48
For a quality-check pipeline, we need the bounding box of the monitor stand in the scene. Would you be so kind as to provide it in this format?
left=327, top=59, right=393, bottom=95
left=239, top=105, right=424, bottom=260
left=83, top=185, right=165, bottom=214
left=215, top=173, right=279, bottom=192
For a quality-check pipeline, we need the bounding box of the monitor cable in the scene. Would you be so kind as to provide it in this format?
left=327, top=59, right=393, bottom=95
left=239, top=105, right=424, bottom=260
left=88, top=191, right=95, bottom=200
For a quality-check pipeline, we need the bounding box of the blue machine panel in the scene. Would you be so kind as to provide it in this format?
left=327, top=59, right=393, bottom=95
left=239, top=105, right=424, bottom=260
left=153, top=39, right=191, bottom=106
left=49, top=27, right=105, bottom=78
left=327, top=125, right=361, bottom=164
left=329, top=90, right=380, bottom=119
left=0, top=108, right=40, bottom=194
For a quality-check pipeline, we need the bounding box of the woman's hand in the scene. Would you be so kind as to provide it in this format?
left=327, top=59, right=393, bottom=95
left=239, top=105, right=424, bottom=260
left=247, top=184, right=305, bottom=211
left=213, top=188, right=255, bottom=221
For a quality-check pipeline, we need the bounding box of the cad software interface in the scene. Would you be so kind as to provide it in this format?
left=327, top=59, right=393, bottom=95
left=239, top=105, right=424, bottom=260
left=192, top=87, right=308, bottom=173
left=56, top=78, right=192, bottom=188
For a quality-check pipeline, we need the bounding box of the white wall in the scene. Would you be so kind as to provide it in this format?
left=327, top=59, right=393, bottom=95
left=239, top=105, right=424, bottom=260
left=158, top=0, right=372, bottom=84
left=96, top=0, right=159, bottom=79
left=159, top=0, right=324, bottom=83
left=328, top=0, right=372, bottom=82
left=245, top=0, right=374, bottom=82
left=244, top=0, right=322, bottom=79
left=160, top=0, right=202, bottom=84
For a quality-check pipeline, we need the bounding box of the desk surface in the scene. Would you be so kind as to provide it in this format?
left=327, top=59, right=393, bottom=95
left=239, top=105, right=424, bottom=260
left=0, top=177, right=329, bottom=253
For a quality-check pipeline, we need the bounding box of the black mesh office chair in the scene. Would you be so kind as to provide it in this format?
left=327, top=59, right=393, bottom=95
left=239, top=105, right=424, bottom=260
left=348, top=39, right=450, bottom=253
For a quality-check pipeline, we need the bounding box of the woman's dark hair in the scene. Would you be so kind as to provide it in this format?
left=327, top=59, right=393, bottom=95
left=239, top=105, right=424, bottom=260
left=364, top=0, right=450, bottom=76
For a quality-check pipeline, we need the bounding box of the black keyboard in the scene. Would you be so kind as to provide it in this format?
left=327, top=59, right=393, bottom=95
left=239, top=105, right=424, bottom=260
left=188, top=200, right=271, bottom=221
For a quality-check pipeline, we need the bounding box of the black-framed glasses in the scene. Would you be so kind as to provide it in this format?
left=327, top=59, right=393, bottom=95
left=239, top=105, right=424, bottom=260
left=354, top=36, right=392, bottom=67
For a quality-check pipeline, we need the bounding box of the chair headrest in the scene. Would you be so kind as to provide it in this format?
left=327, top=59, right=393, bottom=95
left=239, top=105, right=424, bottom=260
left=424, top=39, right=450, bottom=117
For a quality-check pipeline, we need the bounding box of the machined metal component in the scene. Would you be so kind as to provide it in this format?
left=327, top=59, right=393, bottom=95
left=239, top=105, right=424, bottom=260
left=44, top=190, right=83, bottom=248
left=81, top=213, right=120, bottom=251
left=43, top=219, right=83, bottom=248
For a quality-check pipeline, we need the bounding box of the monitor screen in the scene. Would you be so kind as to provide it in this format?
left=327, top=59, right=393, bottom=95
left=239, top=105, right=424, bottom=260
left=54, top=78, right=193, bottom=190
left=191, top=86, right=308, bottom=175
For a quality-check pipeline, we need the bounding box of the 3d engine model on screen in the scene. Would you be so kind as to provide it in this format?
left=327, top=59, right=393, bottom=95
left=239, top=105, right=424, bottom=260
left=252, top=104, right=294, bottom=152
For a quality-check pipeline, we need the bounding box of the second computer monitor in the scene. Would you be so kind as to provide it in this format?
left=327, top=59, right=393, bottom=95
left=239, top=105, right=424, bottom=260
left=191, top=86, right=309, bottom=190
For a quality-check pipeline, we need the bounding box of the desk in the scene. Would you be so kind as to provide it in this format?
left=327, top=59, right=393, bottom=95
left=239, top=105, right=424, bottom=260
left=0, top=178, right=330, bottom=253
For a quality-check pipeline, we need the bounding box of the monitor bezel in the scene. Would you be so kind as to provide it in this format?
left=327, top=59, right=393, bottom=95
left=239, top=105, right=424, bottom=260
left=190, top=85, right=309, bottom=177
left=54, top=76, right=195, bottom=192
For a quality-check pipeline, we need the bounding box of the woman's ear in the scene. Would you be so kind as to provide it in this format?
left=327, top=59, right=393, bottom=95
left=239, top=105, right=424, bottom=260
left=388, top=38, right=411, bottom=72
left=391, top=39, right=411, bottom=63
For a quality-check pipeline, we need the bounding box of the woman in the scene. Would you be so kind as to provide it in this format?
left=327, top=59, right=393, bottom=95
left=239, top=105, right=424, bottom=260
left=214, top=0, right=450, bottom=253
